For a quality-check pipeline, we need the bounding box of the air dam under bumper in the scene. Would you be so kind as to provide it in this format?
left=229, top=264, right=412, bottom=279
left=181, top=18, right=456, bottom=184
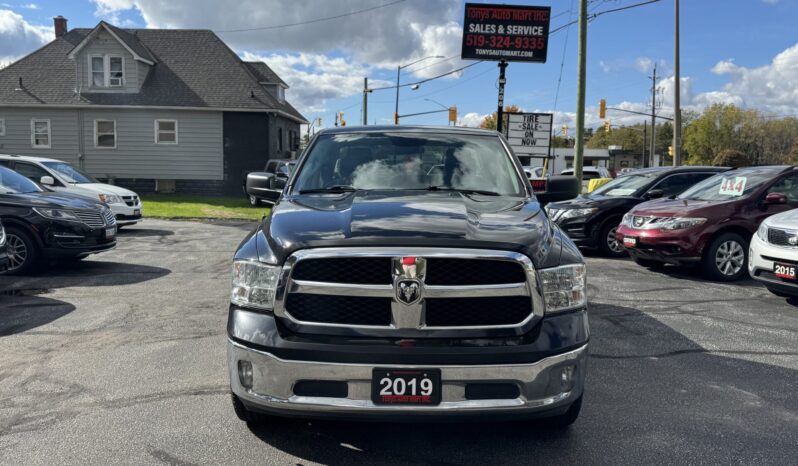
left=228, top=340, right=587, bottom=419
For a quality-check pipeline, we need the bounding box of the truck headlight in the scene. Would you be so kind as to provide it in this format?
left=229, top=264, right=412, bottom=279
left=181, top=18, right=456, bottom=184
left=32, top=207, right=80, bottom=222
left=231, top=260, right=281, bottom=310
left=756, top=223, right=768, bottom=242
left=539, top=263, right=587, bottom=313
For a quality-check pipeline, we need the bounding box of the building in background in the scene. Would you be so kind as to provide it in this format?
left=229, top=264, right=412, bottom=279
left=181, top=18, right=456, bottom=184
left=0, top=17, right=306, bottom=195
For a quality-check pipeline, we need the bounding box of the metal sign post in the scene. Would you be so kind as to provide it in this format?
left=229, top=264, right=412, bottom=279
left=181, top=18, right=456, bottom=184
left=497, top=60, right=508, bottom=134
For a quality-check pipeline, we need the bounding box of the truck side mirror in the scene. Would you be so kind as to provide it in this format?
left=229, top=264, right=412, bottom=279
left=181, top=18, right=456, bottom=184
left=535, top=176, right=580, bottom=206
left=40, top=175, right=55, bottom=186
left=245, top=172, right=274, bottom=197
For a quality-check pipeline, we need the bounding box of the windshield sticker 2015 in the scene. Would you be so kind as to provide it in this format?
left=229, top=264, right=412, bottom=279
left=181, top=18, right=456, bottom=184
left=718, top=177, right=746, bottom=196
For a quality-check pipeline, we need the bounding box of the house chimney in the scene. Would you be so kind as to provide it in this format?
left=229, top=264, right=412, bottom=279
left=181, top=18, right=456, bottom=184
left=53, top=16, right=67, bottom=37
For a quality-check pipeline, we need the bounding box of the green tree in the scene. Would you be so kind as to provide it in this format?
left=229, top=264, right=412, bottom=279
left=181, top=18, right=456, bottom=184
left=712, top=149, right=752, bottom=168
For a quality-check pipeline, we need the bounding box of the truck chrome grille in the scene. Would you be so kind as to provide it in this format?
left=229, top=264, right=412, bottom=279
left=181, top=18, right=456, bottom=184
left=122, top=195, right=139, bottom=207
left=274, top=248, right=544, bottom=337
left=285, top=294, right=392, bottom=326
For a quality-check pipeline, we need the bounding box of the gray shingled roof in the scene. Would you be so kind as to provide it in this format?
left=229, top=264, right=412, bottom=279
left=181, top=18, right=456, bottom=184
left=244, top=61, right=288, bottom=87
left=0, top=25, right=306, bottom=123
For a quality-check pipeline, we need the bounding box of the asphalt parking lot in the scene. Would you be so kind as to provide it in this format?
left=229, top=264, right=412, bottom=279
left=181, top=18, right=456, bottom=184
left=1, top=219, right=796, bottom=465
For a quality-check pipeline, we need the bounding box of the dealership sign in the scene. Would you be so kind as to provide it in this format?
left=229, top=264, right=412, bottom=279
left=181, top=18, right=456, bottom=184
left=505, top=113, right=553, bottom=158
left=461, top=3, right=551, bottom=63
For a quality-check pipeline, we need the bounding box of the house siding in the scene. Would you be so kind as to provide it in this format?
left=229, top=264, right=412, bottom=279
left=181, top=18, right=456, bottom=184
left=0, top=108, right=80, bottom=165
left=81, top=108, right=223, bottom=180
left=76, top=29, right=143, bottom=93
left=0, top=107, right=223, bottom=181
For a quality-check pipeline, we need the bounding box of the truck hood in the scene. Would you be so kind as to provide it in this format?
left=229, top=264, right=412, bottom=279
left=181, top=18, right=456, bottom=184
left=0, top=191, right=106, bottom=210
left=629, top=197, right=733, bottom=218
left=250, top=190, right=564, bottom=268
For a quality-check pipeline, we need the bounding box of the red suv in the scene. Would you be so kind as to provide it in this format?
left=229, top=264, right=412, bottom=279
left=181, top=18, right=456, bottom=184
left=616, top=165, right=798, bottom=281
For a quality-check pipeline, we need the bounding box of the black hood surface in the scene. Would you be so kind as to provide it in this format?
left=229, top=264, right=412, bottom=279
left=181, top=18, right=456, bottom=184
left=0, top=191, right=104, bottom=210
left=239, top=190, right=570, bottom=268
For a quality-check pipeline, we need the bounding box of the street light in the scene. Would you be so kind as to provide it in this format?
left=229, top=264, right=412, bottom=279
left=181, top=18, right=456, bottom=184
left=424, top=98, right=449, bottom=110
left=395, top=55, right=443, bottom=124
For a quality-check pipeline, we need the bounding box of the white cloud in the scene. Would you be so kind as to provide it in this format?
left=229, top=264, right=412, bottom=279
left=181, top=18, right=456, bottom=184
left=635, top=57, right=653, bottom=73
left=0, top=9, right=50, bottom=62
left=21, top=3, right=39, bottom=9
left=241, top=51, right=392, bottom=113
left=458, top=112, right=488, bottom=127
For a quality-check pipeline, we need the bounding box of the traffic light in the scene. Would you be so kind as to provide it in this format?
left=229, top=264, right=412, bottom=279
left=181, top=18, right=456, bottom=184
left=562, top=125, right=568, bottom=138
left=599, top=99, right=606, bottom=119
left=668, top=145, right=673, bottom=157
left=448, top=106, right=457, bottom=124
left=339, top=112, right=346, bottom=127
left=604, top=120, right=611, bottom=133
left=393, top=112, right=399, bottom=125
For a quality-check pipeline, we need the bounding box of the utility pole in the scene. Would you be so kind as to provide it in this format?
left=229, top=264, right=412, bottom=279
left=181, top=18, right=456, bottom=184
left=496, top=60, right=508, bottom=134
left=673, top=0, right=682, bottom=166
left=649, top=63, right=657, bottom=164
left=362, top=77, right=368, bottom=126
left=574, top=0, right=588, bottom=190
left=643, top=120, right=648, bottom=168
left=394, top=65, right=400, bottom=125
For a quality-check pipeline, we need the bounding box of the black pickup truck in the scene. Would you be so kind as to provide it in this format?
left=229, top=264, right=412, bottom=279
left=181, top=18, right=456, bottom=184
left=229, top=126, right=588, bottom=426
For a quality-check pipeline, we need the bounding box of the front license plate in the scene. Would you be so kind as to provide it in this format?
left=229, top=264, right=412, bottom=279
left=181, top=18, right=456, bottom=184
left=372, top=369, right=441, bottom=405
left=774, top=262, right=797, bottom=280
left=623, top=236, right=638, bottom=248
left=134, top=209, right=141, bottom=216
left=105, top=227, right=116, bottom=239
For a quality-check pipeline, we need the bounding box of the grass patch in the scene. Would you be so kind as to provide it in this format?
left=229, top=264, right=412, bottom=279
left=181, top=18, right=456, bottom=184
left=140, top=195, right=269, bottom=221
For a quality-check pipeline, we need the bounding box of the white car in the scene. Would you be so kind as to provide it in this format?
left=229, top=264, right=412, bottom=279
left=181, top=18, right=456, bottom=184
left=561, top=167, right=613, bottom=191
left=0, top=154, right=143, bottom=226
left=749, top=208, right=798, bottom=298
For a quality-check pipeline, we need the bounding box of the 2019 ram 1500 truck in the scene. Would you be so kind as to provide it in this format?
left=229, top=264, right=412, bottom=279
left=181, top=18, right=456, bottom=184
left=228, top=126, right=588, bottom=427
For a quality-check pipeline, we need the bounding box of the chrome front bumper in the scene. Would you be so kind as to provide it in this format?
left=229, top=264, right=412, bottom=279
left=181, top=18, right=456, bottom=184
left=228, top=340, right=587, bottom=418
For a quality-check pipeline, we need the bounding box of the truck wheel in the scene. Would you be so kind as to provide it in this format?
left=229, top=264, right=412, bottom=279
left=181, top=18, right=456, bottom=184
left=598, top=221, right=626, bottom=257
left=248, top=195, right=260, bottom=207
left=702, top=232, right=748, bottom=282
left=4, top=227, right=40, bottom=275
left=231, top=393, right=269, bottom=425
left=546, top=395, right=582, bottom=429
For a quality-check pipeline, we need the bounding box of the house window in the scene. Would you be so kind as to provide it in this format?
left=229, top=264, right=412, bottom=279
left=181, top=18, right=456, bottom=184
left=94, top=120, right=117, bottom=148
left=0, top=118, right=5, bottom=136
left=31, top=119, right=51, bottom=148
left=89, top=55, right=124, bottom=87
left=277, top=86, right=285, bottom=102
left=155, top=119, right=178, bottom=144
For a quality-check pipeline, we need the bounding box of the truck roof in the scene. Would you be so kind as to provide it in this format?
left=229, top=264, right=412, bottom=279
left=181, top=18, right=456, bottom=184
left=317, top=125, right=499, bottom=136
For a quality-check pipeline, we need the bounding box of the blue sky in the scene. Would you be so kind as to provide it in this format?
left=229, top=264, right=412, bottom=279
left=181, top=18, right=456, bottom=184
left=1, top=0, right=796, bottom=131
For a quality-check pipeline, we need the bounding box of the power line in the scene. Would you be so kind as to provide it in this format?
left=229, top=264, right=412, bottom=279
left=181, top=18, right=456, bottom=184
left=553, top=0, right=576, bottom=113
left=369, top=61, right=482, bottom=91
left=550, top=0, right=661, bottom=34
left=216, top=0, right=406, bottom=33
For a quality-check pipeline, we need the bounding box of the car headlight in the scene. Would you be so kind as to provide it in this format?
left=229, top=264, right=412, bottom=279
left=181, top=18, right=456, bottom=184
left=32, top=207, right=80, bottom=222
left=621, top=212, right=633, bottom=227
left=99, top=194, right=123, bottom=204
left=231, top=260, right=281, bottom=310
left=539, top=263, right=587, bottom=313
left=756, top=223, right=768, bottom=242
left=656, top=217, right=706, bottom=231
left=560, top=207, right=597, bottom=220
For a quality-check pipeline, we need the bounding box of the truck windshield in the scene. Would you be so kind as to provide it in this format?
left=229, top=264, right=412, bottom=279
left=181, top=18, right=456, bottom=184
left=0, top=166, right=43, bottom=194
left=42, top=162, right=98, bottom=184
left=591, top=173, right=657, bottom=197
left=292, top=132, right=524, bottom=196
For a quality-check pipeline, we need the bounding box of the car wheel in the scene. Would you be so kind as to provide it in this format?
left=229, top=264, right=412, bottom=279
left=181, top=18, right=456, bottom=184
left=4, top=227, right=40, bottom=275
left=632, top=257, right=666, bottom=269
left=248, top=195, right=260, bottom=207
left=598, top=221, right=626, bottom=257
left=703, top=232, right=748, bottom=281
left=545, top=395, right=582, bottom=429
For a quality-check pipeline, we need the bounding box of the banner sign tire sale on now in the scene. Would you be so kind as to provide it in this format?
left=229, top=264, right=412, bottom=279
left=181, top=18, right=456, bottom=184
left=461, top=3, right=551, bottom=62
left=505, top=112, right=553, bottom=160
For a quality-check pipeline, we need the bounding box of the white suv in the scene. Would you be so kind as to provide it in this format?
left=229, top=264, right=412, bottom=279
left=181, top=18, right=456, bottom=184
left=749, top=208, right=798, bottom=298
left=0, top=154, right=143, bottom=226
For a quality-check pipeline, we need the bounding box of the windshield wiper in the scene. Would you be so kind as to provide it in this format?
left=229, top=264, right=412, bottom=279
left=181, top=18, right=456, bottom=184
left=298, top=185, right=358, bottom=194
left=425, top=186, right=501, bottom=196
